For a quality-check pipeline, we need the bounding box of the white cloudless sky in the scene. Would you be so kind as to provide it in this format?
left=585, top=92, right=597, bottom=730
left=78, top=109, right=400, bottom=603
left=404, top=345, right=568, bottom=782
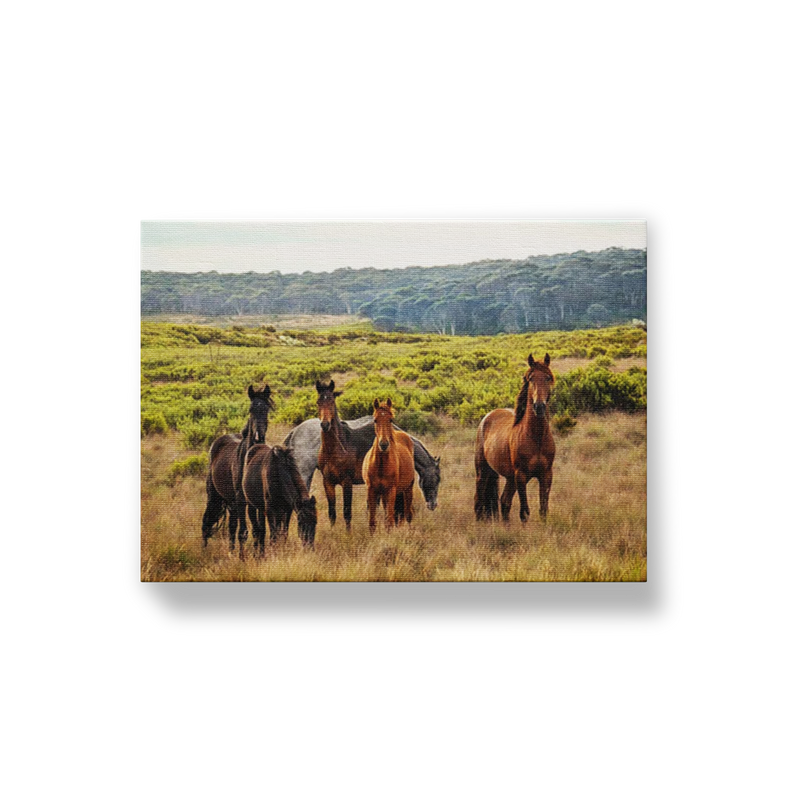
left=141, top=219, right=646, bottom=273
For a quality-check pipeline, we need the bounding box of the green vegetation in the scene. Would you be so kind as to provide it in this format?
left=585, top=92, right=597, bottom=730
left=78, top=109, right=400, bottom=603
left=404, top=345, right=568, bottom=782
left=141, top=321, right=646, bottom=449
left=142, top=247, right=646, bottom=334
left=141, top=320, right=647, bottom=582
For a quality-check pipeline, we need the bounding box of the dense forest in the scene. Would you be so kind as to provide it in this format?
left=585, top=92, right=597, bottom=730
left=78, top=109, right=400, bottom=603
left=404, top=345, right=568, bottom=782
left=141, top=247, right=646, bottom=335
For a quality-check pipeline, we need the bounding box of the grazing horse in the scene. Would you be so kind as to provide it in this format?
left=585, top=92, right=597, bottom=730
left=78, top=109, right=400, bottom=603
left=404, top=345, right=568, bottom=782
left=315, top=379, right=371, bottom=530
left=243, top=444, right=318, bottom=554
left=363, top=398, right=415, bottom=533
left=284, top=415, right=441, bottom=510
left=201, top=383, right=274, bottom=556
left=474, top=354, right=556, bottom=522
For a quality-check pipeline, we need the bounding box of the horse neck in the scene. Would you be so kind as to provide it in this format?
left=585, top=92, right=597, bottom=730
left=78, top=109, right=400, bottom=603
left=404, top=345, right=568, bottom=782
left=237, top=419, right=253, bottom=454
left=320, top=407, right=346, bottom=452
left=522, top=400, right=550, bottom=445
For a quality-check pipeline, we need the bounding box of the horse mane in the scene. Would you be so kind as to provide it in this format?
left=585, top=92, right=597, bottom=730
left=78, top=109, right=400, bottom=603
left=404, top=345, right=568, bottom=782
left=513, top=378, right=530, bottom=426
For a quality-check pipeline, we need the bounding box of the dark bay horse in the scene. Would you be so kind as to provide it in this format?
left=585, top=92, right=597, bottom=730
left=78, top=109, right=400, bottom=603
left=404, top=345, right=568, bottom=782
left=314, top=380, right=367, bottom=530
left=474, top=354, right=556, bottom=522
left=242, top=444, right=318, bottom=554
left=363, top=399, right=415, bottom=533
left=201, top=383, right=274, bottom=556
left=284, top=415, right=441, bottom=510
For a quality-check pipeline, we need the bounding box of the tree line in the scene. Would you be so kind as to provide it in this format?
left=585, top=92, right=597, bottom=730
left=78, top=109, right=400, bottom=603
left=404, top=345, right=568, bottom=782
left=141, top=247, right=646, bottom=335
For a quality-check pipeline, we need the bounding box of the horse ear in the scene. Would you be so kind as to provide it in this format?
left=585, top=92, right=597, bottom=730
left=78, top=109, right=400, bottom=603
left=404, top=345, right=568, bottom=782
left=386, top=397, right=392, bottom=408
left=374, top=398, right=380, bottom=410
left=435, top=456, right=441, bottom=465
left=527, top=353, right=534, bottom=368
left=329, top=380, right=335, bottom=392
left=315, top=380, right=323, bottom=391
left=262, top=383, right=271, bottom=395
left=248, top=385, right=255, bottom=399
left=544, top=353, right=550, bottom=366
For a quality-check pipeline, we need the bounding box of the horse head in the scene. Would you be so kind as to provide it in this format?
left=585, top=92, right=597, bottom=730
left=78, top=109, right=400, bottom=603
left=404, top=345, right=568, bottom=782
left=315, top=379, right=342, bottom=433
left=247, top=382, right=275, bottom=444
left=373, top=397, right=395, bottom=452
left=524, top=353, right=554, bottom=418
left=420, top=455, right=441, bottom=510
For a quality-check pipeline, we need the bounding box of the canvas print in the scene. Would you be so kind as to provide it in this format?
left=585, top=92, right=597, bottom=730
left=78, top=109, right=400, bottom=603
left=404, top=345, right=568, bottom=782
left=141, top=220, right=647, bottom=581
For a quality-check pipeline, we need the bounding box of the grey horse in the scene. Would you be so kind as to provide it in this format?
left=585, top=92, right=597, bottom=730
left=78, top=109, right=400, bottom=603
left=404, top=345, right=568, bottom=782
left=283, top=415, right=441, bottom=511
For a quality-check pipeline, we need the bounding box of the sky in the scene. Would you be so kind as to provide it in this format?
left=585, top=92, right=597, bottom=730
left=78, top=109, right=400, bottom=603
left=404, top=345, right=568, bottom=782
left=140, top=220, right=646, bottom=274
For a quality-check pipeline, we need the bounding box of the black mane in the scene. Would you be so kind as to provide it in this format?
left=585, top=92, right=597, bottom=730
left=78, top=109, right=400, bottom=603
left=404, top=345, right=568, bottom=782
left=513, top=378, right=529, bottom=426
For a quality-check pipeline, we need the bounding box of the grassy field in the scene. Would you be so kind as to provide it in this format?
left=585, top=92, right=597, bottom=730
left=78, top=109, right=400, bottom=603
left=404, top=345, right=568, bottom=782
left=141, top=413, right=646, bottom=582
left=141, top=321, right=646, bottom=581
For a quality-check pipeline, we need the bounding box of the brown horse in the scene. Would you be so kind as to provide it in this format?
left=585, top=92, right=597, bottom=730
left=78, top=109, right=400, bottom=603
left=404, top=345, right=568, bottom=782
left=474, top=354, right=556, bottom=522
left=242, top=444, right=318, bottom=554
left=201, top=383, right=274, bottom=556
left=363, top=398, right=415, bottom=533
left=316, top=379, right=373, bottom=531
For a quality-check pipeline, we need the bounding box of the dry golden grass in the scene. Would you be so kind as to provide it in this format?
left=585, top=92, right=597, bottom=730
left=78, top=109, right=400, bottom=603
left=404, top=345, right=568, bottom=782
left=141, top=413, right=646, bottom=582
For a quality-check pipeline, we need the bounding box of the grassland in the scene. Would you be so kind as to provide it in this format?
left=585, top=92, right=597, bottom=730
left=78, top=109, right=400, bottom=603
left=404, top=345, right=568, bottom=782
left=141, top=320, right=646, bottom=581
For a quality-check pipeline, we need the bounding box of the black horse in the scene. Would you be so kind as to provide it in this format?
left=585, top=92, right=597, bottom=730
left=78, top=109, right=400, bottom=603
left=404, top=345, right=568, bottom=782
left=243, top=444, right=318, bottom=554
left=201, top=383, right=275, bottom=557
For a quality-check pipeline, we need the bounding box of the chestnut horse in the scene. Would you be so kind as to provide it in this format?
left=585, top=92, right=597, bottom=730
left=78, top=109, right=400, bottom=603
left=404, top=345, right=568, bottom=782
left=363, top=398, right=415, bottom=533
left=201, top=383, right=274, bottom=556
left=315, top=379, right=372, bottom=531
left=474, top=354, right=555, bottom=522
left=243, top=444, right=318, bottom=554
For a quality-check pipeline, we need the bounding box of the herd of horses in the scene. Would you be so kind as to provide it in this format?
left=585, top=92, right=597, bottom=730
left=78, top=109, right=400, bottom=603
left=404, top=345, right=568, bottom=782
left=200, top=353, right=555, bottom=557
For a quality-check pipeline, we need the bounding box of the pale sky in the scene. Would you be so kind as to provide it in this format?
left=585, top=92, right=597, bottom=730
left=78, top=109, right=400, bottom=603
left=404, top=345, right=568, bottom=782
left=141, top=220, right=646, bottom=274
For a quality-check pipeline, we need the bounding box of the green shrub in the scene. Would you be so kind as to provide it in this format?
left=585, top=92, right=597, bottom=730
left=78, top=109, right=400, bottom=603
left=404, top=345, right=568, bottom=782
left=553, top=413, right=577, bottom=434
left=275, top=389, right=317, bottom=426
left=167, top=454, right=209, bottom=485
left=552, top=366, right=646, bottom=416
left=181, top=419, right=224, bottom=450
left=394, top=408, right=442, bottom=436
left=593, top=355, right=615, bottom=368
left=141, top=411, right=168, bottom=436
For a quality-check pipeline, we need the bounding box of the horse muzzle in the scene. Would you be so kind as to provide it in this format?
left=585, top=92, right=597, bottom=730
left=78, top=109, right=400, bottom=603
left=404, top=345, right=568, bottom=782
left=320, top=421, right=331, bottom=432
left=534, top=402, right=547, bottom=417
left=379, top=440, right=389, bottom=452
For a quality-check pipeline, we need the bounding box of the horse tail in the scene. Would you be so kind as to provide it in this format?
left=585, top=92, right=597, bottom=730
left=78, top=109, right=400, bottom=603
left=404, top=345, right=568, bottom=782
left=474, top=417, right=499, bottom=521
left=202, top=471, right=227, bottom=543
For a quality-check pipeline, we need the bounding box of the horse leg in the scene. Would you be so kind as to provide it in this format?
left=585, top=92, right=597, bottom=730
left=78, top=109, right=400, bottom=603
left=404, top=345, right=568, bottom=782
left=515, top=471, right=531, bottom=523
left=385, top=487, right=397, bottom=529
left=235, top=493, right=248, bottom=560
left=539, top=468, right=553, bottom=519
left=404, top=487, right=413, bottom=525
left=343, top=482, right=353, bottom=532
left=278, top=507, right=290, bottom=541
left=228, top=503, right=238, bottom=553
left=267, top=506, right=279, bottom=544
left=367, top=485, right=378, bottom=533
left=247, top=505, right=263, bottom=557
left=500, top=477, right=516, bottom=523
left=323, top=477, right=337, bottom=526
